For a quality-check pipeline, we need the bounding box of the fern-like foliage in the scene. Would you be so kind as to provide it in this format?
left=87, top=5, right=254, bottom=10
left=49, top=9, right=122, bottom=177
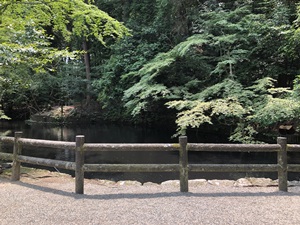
left=250, top=97, right=300, bottom=128
left=167, top=97, right=247, bottom=136
left=168, top=76, right=300, bottom=143
left=0, top=105, right=10, bottom=120
left=123, top=35, right=208, bottom=116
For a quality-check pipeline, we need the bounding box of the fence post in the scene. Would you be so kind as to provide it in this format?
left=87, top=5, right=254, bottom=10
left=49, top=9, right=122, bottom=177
left=179, top=136, right=188, bottom=192
left=277, top=137, right=287, bottom=192
left=75, top=135, right=85, bottom=194
left=11, top=132, right=22, bottom=181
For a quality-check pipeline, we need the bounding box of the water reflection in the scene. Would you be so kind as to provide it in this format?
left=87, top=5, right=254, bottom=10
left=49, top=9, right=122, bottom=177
left=1, top=121, right=179, bottom=142
left=1, top=121, right=231, bottom=143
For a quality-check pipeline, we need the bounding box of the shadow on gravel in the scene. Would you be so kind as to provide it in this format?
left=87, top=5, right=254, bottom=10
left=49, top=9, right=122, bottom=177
left=11, top=180, right=300, bottom=200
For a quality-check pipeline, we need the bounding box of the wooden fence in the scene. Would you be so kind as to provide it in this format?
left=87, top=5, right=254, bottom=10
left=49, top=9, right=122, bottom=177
left=0, top=131, right=299, bottom=194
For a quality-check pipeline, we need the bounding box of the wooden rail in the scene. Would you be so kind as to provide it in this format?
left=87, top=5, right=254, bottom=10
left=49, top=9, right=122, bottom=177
left=0, top=132, right=298, bottom=194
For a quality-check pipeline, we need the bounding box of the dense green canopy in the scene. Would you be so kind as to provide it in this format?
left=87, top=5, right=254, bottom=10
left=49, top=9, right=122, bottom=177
left=1, top=0, right=300, bottom=142
left=0, top=0, right=129, bottom=115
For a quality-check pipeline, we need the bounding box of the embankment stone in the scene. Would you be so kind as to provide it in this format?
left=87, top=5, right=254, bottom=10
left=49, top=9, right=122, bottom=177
left=161, top=180, right=180, bottom=187
left=189, top=179, right=207, bottom=187
left=234, top=178, right=253, bottom=187
left=208, top=179, right=235, bottom=187
left=117, top=180, right=142, bottom=186
left=247, top=177, right=278, bottom=187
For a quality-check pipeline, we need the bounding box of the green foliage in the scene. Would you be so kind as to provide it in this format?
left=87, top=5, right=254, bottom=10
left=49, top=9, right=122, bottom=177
left=168, top=101, right=212, bottom=135
left=167, top=97, right=247, bottom=136
left=250, top=97, right=300, bottom=127
left=71, top=0, right=130, bottom=44
left=119, top=1, right=300, bottom=142
left=122, top=35, right=209, bottom=116
left=22, top=61, right=87, bottom=113
left=92, top=35, right=166, bottom=120
left=92, top=0, right=203, bottom=121
left=192, top=78, right=246, bottom=100
left=0, top=0, right=129, bottom=118
left=122, top=3, right=271, bottom=118
left=1, top=0, right=300, bottom=143
left=0, top=108, right=10, bottom=120
left=229, top=123, right=259, bottom=144
left=292, top=75, right=300, bottom=100
left=168, top=76, right=300, bottom=143
left=166, top=78, right=249, bottom=136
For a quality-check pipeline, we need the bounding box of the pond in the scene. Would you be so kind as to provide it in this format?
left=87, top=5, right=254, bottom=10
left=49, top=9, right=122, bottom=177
left=1, top=120, right=298, bottom=182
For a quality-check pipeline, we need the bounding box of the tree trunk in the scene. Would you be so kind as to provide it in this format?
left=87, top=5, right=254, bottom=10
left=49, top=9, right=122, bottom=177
left=82, top=40, right=91, bottom=105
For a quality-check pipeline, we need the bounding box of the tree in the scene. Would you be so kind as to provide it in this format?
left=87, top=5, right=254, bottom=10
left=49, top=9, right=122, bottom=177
left=91, top=0, right=204, bottom=122
left=168, top=77, right=300, bottom=143
left=122, top=1, right=300, bottom=141
left=70, top=0, right=130, bottom=104
left=122, top=3, right=258, bottom=117
left=0, top=0, right=129, bottom=117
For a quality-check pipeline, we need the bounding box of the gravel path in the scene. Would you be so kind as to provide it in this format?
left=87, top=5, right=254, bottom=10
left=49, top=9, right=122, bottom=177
left=1, top=174, right=300, bottom=225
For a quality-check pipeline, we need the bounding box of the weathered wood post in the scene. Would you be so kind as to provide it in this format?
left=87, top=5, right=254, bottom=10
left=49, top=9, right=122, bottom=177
left=277, top=137, right=287, bottom=192
left=179, top=136, right=188, bottom=192
left=11, top=131, right=22, bottom=181
left=75, top=135, right=85, bottom=194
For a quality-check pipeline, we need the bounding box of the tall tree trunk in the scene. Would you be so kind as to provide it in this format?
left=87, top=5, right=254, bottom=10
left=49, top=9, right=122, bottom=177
left=82, top=40, right=91, bottom=105
left=172, top=0, right=190, bottom=38
left=83, top=0, right=92, bottom=105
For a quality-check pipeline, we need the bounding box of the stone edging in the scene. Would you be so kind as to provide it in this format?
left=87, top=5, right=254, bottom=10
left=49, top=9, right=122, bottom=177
left=97, top=178, right=300, bottom=188
left=1, top=165, right=300, bottom=188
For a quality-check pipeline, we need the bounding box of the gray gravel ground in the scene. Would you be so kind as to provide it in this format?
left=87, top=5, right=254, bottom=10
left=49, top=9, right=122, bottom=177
left=1, top=176, right=300, bottom=225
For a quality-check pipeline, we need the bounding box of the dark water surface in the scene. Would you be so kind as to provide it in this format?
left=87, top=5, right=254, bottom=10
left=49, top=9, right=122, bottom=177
left=1, top=121, right=299, bottom=182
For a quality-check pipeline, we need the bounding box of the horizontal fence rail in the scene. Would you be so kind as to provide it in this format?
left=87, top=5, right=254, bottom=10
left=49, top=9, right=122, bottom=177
left=84, top=143, right=180, bottom=151
left=17, top=155, right=76, bottom=171
left=83, top=164, right=180, bottom=173
left=1, top=132, right=300, bottom=194
left=188, top=164, right=280, bottom=172
left=0, top=152, right=13, bottom=161
left=188, top=143, right=280, bottom=152
left=18, top=138, right=76, bottom=150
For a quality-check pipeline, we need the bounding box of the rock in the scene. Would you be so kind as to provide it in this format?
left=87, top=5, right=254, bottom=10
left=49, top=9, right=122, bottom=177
left=143, top=182, right=160, bottom=187
left=247, top=178, right=278, bottom=187
left=233, top=177, right=278, bottom=187
left=189, top=179, right=207, bottom=187
left=96, top=179, right=116, bottom=186
left=161, top=180, right=180, bottom=187
left=116, top=180, right=142, bottom=186
left=208, top=179, right=235, bottom=187
left=234, top=178, right=253, bottom=187
left=288, top=180, right=300, bottom=186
